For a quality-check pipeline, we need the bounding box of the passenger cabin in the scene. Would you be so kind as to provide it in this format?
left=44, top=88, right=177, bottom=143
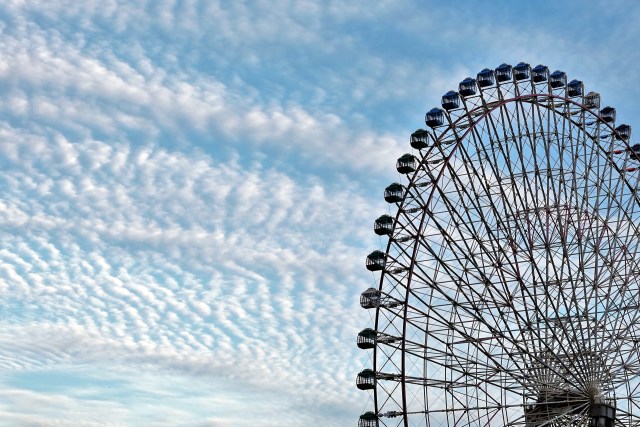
left=374, top=215, right=393, bottom=236
left=360, top=288, right=382, bottom=309
left=356, top=369, right=376, bottom=390
left=458, top=77, right=477, bottom=97
left=601, top=106, right=616, bottom=123
left=476, top=68, right=495, bottom=88
left=615, top=124, right=631, bottom=141
left=567, top=79, right=583, bottom=97
left=384, top=183, right=404, bottom=203
left=549, top=70, right=567, bottom=88
left=585, top=92, right=601, bottom=109
left=495, top=63, right=512, bottom=82
left=358, top=412, right=378, bottom=427
left=513, top=62, right=531, bottom=80
left=425, top=108, right=445, bottom=128
left=532, top=64, right=549, bottom=83
left=441, top=90, right=460, bottom=110
left=396, top=154, right=417, bottom=174
left=410, top=129, right=430, bottom=149
left=631, top=144, right=640, bottom=160
left=357, top=328, right=376, bottom=349
left=366, top=251, right=386, bottom=271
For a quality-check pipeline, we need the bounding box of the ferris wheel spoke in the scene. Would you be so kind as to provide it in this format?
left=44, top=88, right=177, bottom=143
left=508, top=98, right=602, bottom=384
left=470, top=107, right=592, bottom=378
left=467, top=105, right=544, bottom=329
left=408, top=231, right=580, bottom=394
left=440, top=153, right=584, bottom=388
left=537, top=106, right=593, bottom=364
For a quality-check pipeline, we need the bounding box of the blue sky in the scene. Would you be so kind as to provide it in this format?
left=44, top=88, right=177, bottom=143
left=0, top=1, right=640, bottom=426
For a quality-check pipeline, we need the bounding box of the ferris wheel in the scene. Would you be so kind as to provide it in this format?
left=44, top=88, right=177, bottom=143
left=357, top=63, right=640, bottom=427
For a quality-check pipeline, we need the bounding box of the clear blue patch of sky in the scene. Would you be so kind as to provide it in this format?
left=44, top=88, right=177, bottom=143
left=6, top=369, right=128, bottom=397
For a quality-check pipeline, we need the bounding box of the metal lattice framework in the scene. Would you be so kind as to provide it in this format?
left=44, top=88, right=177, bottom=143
left=357, top=63, right=640, bottom=427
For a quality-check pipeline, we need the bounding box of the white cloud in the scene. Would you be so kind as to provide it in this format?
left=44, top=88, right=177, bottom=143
left=0, top=1, right=425, bottom=179
left=0, top=113, right=376, bottom=424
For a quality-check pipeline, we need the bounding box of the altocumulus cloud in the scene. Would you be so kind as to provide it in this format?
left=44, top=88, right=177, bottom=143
left=0, top=122, right=378, bottom=424
left=0, top=1, right=389, bottom=425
